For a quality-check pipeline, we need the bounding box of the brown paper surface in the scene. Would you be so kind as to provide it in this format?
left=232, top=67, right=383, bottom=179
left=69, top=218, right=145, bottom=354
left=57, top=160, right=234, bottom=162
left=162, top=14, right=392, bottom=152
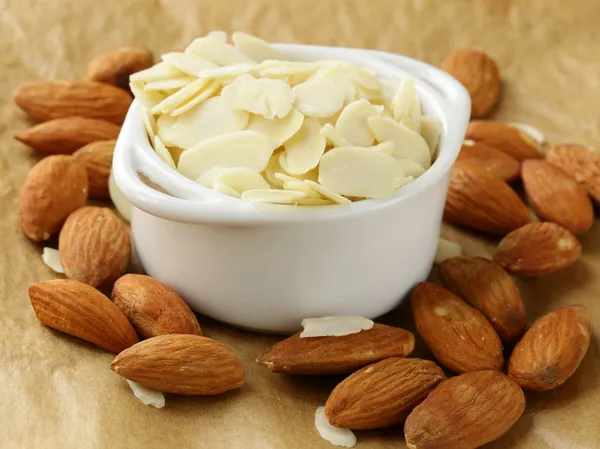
left=1, top=0, right=600, bottom=447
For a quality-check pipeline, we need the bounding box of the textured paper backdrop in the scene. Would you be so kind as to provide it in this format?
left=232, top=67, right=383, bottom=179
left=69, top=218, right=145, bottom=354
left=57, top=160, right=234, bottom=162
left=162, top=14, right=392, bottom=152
left=1, top=0, right=599, bottom=448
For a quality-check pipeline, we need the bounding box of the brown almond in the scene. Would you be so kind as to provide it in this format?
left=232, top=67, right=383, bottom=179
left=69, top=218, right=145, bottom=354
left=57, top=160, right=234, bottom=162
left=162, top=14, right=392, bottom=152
left=73, top=140, right=115, bottom=198
left=15, top=117, right=121, bottom=155
left=466, top=120, right=542, bottom=161
left=546, top=143, right=600, bottom=204
left=88, top=46, right=153, bottom=91
left=111, top=334, right=245, bottom=395
left=59, top=206, right=130, bottom=288
left=19, top=155, right=88, bottom=241
left=494, top=222, right=581, bottom=277
left=444, top=165, right=531, bottom=235
left=405, top=370, right=525, bottom=449
left=112, top=274, right=202, bottom=339
left=325, top=358, right=445, bottom=430
left=29, top=279, right=138, bottom=353
left=256, top=324, right=415, bottom=375
left=440, top=257, right=527, bottom=345
left=508, top=305, right=591, bottom=391
left=14, top=80, right=132, bottom=124
left=456, top=141, right=520, bottom=182
left=440, top=47, right=501, bottom=118
left=411, top=282, right=504, bottom=373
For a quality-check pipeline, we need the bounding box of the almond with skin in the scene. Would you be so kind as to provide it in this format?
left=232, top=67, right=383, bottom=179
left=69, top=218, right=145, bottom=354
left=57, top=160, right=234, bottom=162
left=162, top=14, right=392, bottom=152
left=29, top=279, right=138, bottom=353
left=546, top=143, right=600, bottom=203
left=325, top=358, right=445, bottom=429
left=15, top=117, right=121, bottom=155
left=88, top=46, right=153, bottom=91
left=256, top=324, right=415, bottom=374
left=494, top=222, right=581, bottom=277
left=59, top=206, right=130, bottom=288
left=440, top=47, right=501, bottom=118
left=411, top=282, right=503, bottom=373
left=508, top=305, right=591, bottom=391
left=440, top=257, right=527, bottom=345
left=522, top=159, right=593, bottom=233
left=14, top=80, right=132, bottom=124
left=444, top=165, right=531, bottom=235
left=19, top=155, right=88, bottom=241
left=404, top=370, right=525, bottom=449
left=111, top=334, right=245, bottom=395
left=112, top=274, right=202, bottom=339
left=73, top=140, right=115, bottom=198
left=456, top=141, right=520, bottom=182
left=465, top=120, right=542, bottom=161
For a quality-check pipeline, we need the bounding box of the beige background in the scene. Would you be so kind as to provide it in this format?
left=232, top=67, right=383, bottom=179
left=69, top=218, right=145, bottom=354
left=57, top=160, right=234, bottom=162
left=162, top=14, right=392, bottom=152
left=1, top=0, right=599, bottom=447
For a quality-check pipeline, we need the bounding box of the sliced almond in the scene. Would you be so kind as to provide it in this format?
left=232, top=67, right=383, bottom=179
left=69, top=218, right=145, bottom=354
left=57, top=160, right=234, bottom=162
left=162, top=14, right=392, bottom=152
left=315, top=407, right=357, bottom=448
left=171, top=80, right=221, bottom=116
left=293, top=78, right=346, bottom=118
left=197, top=167, right=270, bottom=193
left=312, top=66, right=357, bottom=104
left=391, top=79, right=421, bottom=132
left=213, top=183, right=241, bottom=198
left=282, top=118, right=326, bottom=174
left=161, top=52, right=218, bottom=76
left=42, top=247, right=64, bottom=273
left=348, top=65, right=380, bottom=90
left=126, top=380, right=165, bottom=409
left=281, top=179, right=321, bottom=198
left=264, top=154, right=286, bottom=188
left=130, top=82, right=166, bottom=109
left=144, top=76, right=195, bottom=91
left=153, top=136, right=176, bottom=169
left=232, top=32, right=281, bottom=62
left=296, top=197, right=334, bottom=206
left=241, top=189, right=307, bottom=204
left=396, top=158, right=425, bottom=178
left=247, top=108, right=304, bottom=149
left=508, top=122, right=546, bottom=146
left=130, top=61, right=183, bottom=83
left=221, top=74, right=293, bottom=119
left=320, top=123, right=352, bottom=147
left=420, top=115, right=442, bottom=156
left=304, top=180, right=351, bottom=204
left=300, top=316, right=374, bottom=338
left=186, top=35, right=251, bottom=65
left=372, top=141, right=395, bottom=156
left=150, top=77, right=212, bottom=115
left=335, top=99, right=379, bottom=147
left=141, top=107, right=157, bottom=140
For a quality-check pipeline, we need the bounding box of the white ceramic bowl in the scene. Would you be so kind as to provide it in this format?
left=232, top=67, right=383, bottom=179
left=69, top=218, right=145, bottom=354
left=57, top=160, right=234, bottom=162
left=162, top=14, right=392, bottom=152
left=113, top=45, right=470, bottom=333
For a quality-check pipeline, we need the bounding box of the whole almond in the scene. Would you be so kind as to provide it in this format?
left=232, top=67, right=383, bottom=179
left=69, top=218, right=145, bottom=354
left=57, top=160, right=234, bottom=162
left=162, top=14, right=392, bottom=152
left=59, top=206, right=130, bottom=288
left=111, top=334, right=245, bottom=395
left=508, top=305, right=591, bottom=391
left=112, top=274, right=202, bottom=339
left=440, top=47, right=501, bottom=118
left=29, top=279, right=138, bottom=353
left=440, top=257, right=527, bottom=345
left=88, top=46, right=153, bottom=91
left=19, top=155, right=88, bottom=241
left=15, top=117, right=121, bottom=155
left=466, top=120, right=542, bottom=161
left=405, top=370, right=525, bottom=449
left=494, top=222, right=581, bottom=277
left=256, top=324, right=415, bottom=375
left=325, top=358, right=445, bottom=430
left=14, top=80, right=132, bottom=124
left=456, top=141, right=520, bottom=182
left=73, top=140, right=115, bottom=198
left=411, top=282, right=503, bottom=373
left=546, top=143, right=600, bottom=203
left=522, top=159, right=593, bottom=233
left=445, top=165, right=531, bottom=235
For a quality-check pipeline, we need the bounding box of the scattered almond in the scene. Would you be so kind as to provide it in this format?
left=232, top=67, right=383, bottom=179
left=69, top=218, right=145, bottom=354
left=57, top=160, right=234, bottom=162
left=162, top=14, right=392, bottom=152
left=28, top=279, right=138, bottom=353
left=73, top=140, right=116, bottom=199
left=88, top=46, right=154, bottom=91
left=325, top=358, right=445, bottom=429
left=494, top=222, right=581, bottom=277
left=456, top=141, right=520, bottom=182
left=126, top=380, right=165, bottom=409
left=315, top=406, right=357, bottom=448
left=111, top=334, right=246, bottom=395
left=546, top=143, right=600, bottom=203
left=41, top=247, right=64, bottom=273
left=300, top=316, right=374, bottom=338
left=508, top=305, right=591, bottom=391
left=411, top=282, right=504, bottom=373
left=465, top=120, right=542, bottom=161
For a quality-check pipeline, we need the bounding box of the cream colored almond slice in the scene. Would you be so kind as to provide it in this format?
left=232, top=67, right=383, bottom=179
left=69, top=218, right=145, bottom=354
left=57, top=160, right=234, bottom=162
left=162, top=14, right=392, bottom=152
left=372, top=141, right=395, bottom=155
left=319, top=147, right=405, bottom=198
left=199, top=64, right=255, bottom=80
left=178, top=130, right=273, bottom=179
left=221, top=75, right=293, bottom=119
left=108, top=171, right=131, bottom=222
left=161, top=52, right=218, bottom=76
left=130, top=82, right=166, bottom=109
left=508, top=122, right=546, bottom=146
left=281, top=179, right=321, bottom=198
left=130, top=61, right=183, bottom=83
left=126, top=380, right=165, bottom=409
left=197, top=167, right=270, bottom=193
left=396, top=158, right=425, bottom=178
left=398, top=95, right=422, bottom=134
left=320, top=123, right=352, bottom=148
left=434, top=238, right=462, bottom=264
left=283, top=118, right=326, bottom=174
left=312, top=66, right=357, bottom=104
left=213, top=182, right=241, bottom=198
left=391, top=78, right=417, bottom=121
left=421, top=115, right=442, bottom=156
left=170, top=80, right=221, bottom=116
left=232, top=32, right=281, bottom=62
left=315, top=407, right=357, bottom=448
left=187, top=36, right=251, bottom=65
left=296, top=197, right=334, bottom=206
left=150, top=77, right=212, bottom=115
left=141, top=107, right=157, bottom=140
left=264, top=154, right=286, bottom=188
left=42, top=247, right=64, bottom=273
left=348, top=66, right=380, bottom=90
left=300, top=316, right=374, bottom=338
left=241, top=189, right=307, bottom=204
left=247, top=108, right=304, bottom=150
left=335, top=99, right=379, bottom=147
left=207, top=30, right=227, bottom=42
left=368, top=116, right=431, bottom=169
left=293, top=78, right=346, bottom=118
left=144, top=77, right=195, bottom=91
left=153, top=136, right=176, bottom=169
left=257, top=61, right=318, bottom=78
left=304, top=180, right=351, bottom=204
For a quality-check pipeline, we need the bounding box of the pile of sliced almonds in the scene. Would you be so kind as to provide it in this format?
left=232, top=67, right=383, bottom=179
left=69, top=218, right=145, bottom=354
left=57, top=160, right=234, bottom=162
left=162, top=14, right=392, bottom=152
left=131, top=31, right=441, bottom=205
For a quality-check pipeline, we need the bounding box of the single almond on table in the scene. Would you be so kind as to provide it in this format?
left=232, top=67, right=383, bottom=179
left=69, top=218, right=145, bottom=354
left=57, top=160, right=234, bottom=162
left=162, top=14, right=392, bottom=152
left=15, top=117, right=121, bottom=155
left=14, top=80, right=132, bottom=124
left=404, top=370, right=525, bottom=449
left=508, top=305, right=591, bottom=391
left=19, top=155, right=88, bottom=241
left=325, top=358, right=445, bottom=430
left=522, top=159, right=593, bottom=234
left=112, top=274, right=202, bottom=339
left=73, top=140, right=116, bottom=199
left=456, top=141, right=520, bottom=182
left=440, top=47, right=501, bottom=118
left=411, top=282, right=503, bottom=373
left=440, top=257, right=527, bottom=345
left=111, top=334, right=246, bottom=395
left=494, top=222, right=581, bottom=277
left=256, top=324, right=415, bottom=374
left=59, top=206, right=131, bottom=288
left=88, top=46, right=154, bottom=91
left=444, top=165, right=531, bottom=235
left=465, top=120, right=542, bottom=161
left=29, top=279, right=138, bottom=353
left=546, top=143, right=600, bottom=204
